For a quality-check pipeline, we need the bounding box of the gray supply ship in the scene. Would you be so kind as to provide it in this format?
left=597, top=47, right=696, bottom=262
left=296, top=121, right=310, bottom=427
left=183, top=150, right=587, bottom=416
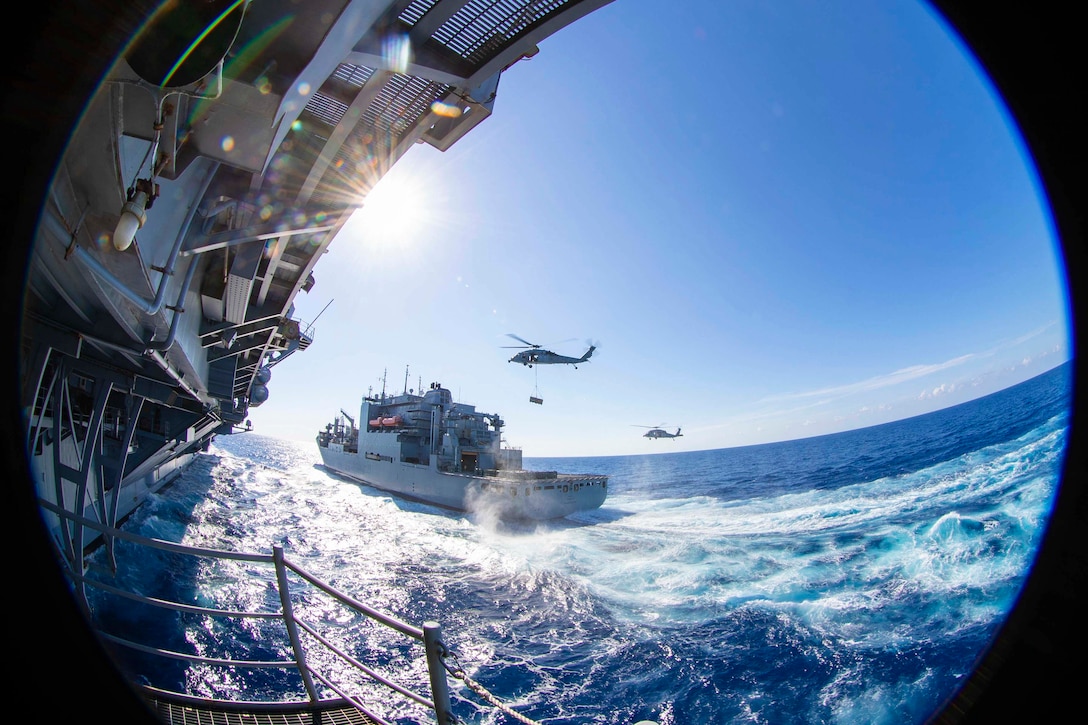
left=318, top=381, right=607, bottom=520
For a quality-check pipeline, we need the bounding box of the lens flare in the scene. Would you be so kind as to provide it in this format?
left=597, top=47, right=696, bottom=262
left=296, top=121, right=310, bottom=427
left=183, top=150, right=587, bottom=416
left=159, top=0, right=248, bottom=87
left=430, top=101, right=462, bottom=118
left=383, top=34, right=412, bottom=74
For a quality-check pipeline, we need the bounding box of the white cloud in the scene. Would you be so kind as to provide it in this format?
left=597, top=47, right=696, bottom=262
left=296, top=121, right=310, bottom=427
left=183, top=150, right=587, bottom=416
left=919, top=382, right=958, bottom=400
left=756, top=322, right=1066, bottom=411
left=761, top=353, right=977, bottom=405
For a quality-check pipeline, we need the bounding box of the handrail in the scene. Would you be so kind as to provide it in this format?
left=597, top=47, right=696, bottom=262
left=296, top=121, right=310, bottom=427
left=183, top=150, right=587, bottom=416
left=42, top=499, right=454, bottom=725
left=97, top=630, right=294, bottom=668
left=280, top=556, right=424, bottom=640
left=38, top=495, right=655, bottom=725
left=69, top=569, right=280, bottom=619
left=273, top=545, right=320, bottom=703
left=294, top=616, right=435, bottom=709
left=39, top=498, right=273, bottom=563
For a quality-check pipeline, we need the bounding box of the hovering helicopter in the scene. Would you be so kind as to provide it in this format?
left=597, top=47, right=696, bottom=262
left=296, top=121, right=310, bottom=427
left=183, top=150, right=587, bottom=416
left=504, top=334, right=596, bottom=368
left=634, top=425, right=683, bottom=439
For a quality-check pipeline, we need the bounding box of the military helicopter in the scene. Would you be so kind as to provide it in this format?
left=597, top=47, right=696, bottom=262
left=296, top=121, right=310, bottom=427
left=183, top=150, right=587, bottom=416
left=504, top=334, right=596, bottom=368
left=634, top=425, right=683, bottom=439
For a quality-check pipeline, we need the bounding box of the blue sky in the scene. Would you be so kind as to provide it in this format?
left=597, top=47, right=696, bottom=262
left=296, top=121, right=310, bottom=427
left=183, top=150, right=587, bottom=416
left=248, top=0, right=1070, bottom=457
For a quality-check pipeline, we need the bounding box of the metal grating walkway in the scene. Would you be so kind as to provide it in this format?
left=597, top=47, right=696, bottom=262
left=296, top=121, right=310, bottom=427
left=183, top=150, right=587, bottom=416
left=148, top=697, right=380, bottom=725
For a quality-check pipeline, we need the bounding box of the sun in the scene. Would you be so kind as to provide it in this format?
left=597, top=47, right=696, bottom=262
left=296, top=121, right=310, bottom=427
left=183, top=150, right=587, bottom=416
left=350, top=167, right=430, bottom=250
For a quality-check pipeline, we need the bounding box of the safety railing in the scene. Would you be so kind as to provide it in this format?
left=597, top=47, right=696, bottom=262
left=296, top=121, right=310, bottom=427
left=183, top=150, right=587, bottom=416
left=40, top=500, right=454, bottom=725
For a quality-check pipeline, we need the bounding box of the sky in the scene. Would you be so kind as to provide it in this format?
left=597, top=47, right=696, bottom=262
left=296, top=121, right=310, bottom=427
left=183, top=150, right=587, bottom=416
left=247, top=0, right=1070, bottom=457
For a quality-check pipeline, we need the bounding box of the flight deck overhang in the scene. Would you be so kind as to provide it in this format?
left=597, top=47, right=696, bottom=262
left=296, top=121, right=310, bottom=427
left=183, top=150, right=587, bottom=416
left=22, top=0, right=619, bottom=542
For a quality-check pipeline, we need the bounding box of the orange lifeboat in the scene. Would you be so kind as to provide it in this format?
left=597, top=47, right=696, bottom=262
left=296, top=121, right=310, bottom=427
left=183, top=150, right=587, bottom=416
left=369, top=415, right=404, bottom=428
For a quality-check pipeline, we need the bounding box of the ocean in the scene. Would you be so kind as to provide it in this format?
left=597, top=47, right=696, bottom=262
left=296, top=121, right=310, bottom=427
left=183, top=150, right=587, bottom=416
left=86, top=360, right=1071, bottom=725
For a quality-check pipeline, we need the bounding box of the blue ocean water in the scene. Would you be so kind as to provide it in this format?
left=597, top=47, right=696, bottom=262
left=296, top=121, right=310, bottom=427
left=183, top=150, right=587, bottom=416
left=87, top=361, right=1071, bottom=725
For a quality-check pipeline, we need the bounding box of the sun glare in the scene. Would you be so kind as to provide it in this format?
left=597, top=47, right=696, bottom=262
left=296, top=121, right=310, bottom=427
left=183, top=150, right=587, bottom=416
left=351, top=170, right=429, bottom=250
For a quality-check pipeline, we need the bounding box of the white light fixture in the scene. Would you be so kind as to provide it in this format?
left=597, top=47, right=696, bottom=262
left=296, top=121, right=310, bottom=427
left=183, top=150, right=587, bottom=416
left=113, top=189, right=149, bottom=251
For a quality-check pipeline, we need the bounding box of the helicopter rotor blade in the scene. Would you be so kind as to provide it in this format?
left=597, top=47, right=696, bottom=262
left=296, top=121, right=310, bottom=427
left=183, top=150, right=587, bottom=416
left=506, top=333, right=539, bottom=348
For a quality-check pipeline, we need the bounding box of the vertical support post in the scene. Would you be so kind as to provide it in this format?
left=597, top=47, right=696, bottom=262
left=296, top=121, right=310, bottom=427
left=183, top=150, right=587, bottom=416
left=21, top=340, right=52, bottom=424
left=85, top=379, right=114, bottom=530
left=50, top=361, right=77, bottom=567
left=273, top=545, right=320, bottom=703
left=423, top=622, right=454, bottom=725
left=106, top=393, right=145, bottom=573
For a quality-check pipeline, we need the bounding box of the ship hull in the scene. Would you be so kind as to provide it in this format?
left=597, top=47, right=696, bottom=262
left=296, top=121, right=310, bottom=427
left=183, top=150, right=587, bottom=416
left=317, top=445, right=607, bottom=521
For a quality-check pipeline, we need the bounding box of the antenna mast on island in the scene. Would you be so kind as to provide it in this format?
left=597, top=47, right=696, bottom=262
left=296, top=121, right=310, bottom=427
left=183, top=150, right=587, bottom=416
left=380, top=369, right=387, bottom=400
left=403, top=365, right=409, bottom=395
